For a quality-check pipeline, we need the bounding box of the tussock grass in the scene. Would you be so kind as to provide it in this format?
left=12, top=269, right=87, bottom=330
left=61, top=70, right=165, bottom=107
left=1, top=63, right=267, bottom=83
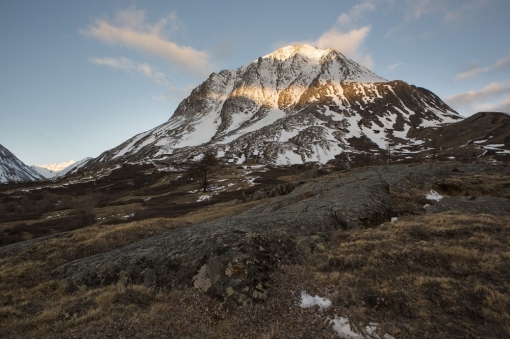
left=2, top=168, right=510, bottom=338
left=294, top=212, right=510, bottom=338
left=0, top=199, right=269, bottom=338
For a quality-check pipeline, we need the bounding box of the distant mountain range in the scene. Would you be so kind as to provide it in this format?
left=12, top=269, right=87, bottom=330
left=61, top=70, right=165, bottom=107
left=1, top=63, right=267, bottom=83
left=31, top=160, right=77, bottom=178
left=0, top=145, right=89, bottom=183
left=84, top=44, right=461, bottom=169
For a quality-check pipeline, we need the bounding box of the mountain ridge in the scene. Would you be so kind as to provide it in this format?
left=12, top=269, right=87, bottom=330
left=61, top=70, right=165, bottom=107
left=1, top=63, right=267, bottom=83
left=0, top=144, right=44, bottom=183
left=82, top=44, right=461, bottom=169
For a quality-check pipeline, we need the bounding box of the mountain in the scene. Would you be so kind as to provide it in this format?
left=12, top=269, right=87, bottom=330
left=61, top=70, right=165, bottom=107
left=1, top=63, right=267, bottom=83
left=31, top=165, right=57, bottom=179
left=407, top=111, right=510, bottom=161
left=85, top=44, right=461, bottom=169
left=31, top=160, right=77, bottom=179
left=55, top=158, right=93, bottom=177
left=0, top=144, right=44, bottom=183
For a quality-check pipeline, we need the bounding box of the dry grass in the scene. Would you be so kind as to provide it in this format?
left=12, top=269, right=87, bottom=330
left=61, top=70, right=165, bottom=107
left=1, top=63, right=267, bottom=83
left=433, top=174, right=510, bottom=198
left=0, top=198, right=270, bottom=338
left=2, top=168, right=510, bottom=338
left=294, top=212, right=510, bottom=339
left=3, top=211, right=508, bottom=338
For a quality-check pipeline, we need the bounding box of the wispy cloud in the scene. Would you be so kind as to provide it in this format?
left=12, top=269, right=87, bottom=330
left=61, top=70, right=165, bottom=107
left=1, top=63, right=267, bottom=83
left=443, top=0, right=493, bottom=25
left=90, top=57, right=168, bottom=85
left=283, top=1, right=376, bottom=68
left=386, top=62, right=405, bottom=71
left=81, top=7, right=212, bottom=76
left=389, top=0, right=495, bottom=40
left=456, top=54, right=510, bottom=80
left=404, top=0, right=444, bottom=21
left=446, top=82, right=510, bottom=115
left=152, top=85, right=196, bottom=103
left=403, top=0, right=492, bottom=24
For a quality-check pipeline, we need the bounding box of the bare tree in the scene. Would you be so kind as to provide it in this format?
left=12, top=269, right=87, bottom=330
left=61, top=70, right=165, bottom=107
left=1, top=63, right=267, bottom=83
left=194, top=152, right=219, bottom=192
left=386, top=142, right=393, bottom=164
left=431, top=137, right=437, bottom=162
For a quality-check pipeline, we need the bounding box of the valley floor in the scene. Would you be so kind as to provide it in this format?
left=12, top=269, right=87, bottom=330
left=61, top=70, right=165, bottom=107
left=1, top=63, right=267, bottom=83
left=1, top=161, right=509, bottom=338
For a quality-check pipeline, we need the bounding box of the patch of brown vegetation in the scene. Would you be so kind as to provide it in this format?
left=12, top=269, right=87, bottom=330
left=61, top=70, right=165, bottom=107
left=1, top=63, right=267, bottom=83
left=0, top=198, right=271, bottom=338
left=433, top=174, right=510, bottom=198
left=295, top=212, right=510, bottom=338
left=2, top=164, right=510, bottom=338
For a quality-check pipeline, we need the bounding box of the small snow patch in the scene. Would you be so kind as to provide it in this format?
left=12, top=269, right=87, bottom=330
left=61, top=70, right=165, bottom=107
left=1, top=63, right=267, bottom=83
left=329, top=317, right=396, bottom=339
left=197, top=195, right=211, bottom=202
left=391, top=217, right=398, bottom=223
left=426, top=190, right=443, bottom=201
left=300, top=291, right=331, bottom=311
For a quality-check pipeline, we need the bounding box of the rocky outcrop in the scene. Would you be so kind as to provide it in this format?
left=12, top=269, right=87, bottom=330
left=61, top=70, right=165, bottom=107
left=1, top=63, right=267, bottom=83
left=246, top=181, right=307, bottom=201
left=53, top=163, right=510, bottom=304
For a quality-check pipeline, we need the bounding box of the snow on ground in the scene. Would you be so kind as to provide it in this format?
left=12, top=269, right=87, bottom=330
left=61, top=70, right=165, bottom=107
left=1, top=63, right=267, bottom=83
left=216, top=108, right=287, bottom=145
left=197, top=195, right=211, bottom=202
left=329, top=317, right=396, bottom=339
left=300, top=291, right=396, bottom=338
left=426, top=190, right=443, bottom=201
left=300, top=291, right=331, bottom=311
left=276, top=149, right=303, bottom=165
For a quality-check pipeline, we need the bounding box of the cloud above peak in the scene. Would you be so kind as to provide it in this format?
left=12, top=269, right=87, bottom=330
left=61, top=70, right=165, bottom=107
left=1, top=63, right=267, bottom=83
left=456, top=54, right=510, bottom=80
left=81, top=8, right=212, bottom=77
left=90, top=57, right=168, bottom=85
left=286, top=1, right=376, bottom=68
left=446, top=81, right=510, bottom=115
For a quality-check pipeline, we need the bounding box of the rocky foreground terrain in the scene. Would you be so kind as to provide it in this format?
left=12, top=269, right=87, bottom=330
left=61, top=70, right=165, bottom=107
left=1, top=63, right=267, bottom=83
left=1, top=161, right=509, bottom=338
left=51, top=163, right=510, bottom=303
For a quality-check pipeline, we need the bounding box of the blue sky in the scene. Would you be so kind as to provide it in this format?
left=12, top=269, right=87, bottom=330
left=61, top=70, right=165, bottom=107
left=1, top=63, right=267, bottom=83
left=1, top=0, right=509, bottom=165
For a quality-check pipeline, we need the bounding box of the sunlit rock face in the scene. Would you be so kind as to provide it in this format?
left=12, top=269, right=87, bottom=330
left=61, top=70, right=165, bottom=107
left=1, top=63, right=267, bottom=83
left=87, top=44, right=461, bottom=168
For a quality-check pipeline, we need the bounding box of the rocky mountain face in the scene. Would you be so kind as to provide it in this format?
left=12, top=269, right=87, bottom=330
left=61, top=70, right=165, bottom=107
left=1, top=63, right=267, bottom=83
left=85, top=44, right=461, bottom=169
left=0, top=144, right=44, bottom=183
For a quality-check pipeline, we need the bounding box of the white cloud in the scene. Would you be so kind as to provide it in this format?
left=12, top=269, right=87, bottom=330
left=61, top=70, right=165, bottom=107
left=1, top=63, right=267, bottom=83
left=287, top=1, right=376, bottom=68
left=403, top=0, right=492, bottom=23
left=446, top=82, right=510, bottom=115
left=475, top=95, right=510, bottom=113
left=81, top=7, right=211, bottom=76
left=404, top=0, right=444, bottom=21
left=90, top=57, right=168, bottom=85
left=389, top=0, right=495, bottom=41
left=443, top=0, right=492, bottom=25
left=386, top=62, right=405, bottom=71
left=152, top=85, right=195, bottom=103
left=456, top=54, right=510, bottom=80
left=315, top=26, right=374, bottom=68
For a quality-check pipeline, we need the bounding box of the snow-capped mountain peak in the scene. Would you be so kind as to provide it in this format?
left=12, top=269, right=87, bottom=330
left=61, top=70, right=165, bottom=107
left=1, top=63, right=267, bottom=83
left=33, top=160, right=76, bottom=172
left=31, top=160, right=77, bottom=178
left=0, top=144, right=44, bottom=183
left=83, top=45, right=461, bottom=170
left=263, top=44, right=333, bottom=61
